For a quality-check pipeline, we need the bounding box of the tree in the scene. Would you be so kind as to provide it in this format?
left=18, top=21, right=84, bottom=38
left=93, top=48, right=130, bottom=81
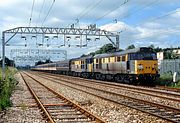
left=126, top=44, right=135, bottom=50
left=35, top=61, right=45, bottom=66
left=164, top=50, right=178, bottom=59
left=80, top=54, right=87, bottom=57
left=148, top=45, right=163, bottom=53
left=44, top=59, right=53, bottom=63
left=95, top=43, right=117, bottom=54
left=0, top=57, right=15, bottom=67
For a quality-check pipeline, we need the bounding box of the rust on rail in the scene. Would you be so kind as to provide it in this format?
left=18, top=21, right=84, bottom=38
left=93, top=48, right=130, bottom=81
left=20, top=73, right=55, bottom=123
left=23, top=72, right=106, bottom=123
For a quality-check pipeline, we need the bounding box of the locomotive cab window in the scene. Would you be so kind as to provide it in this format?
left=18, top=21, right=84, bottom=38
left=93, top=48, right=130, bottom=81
left=129, top=52, right=157, bottom=60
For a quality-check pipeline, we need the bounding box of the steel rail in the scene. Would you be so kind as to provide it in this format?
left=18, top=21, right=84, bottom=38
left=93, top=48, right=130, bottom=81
left=30, top=72, right=180, bottom=123
left=33, top=73, right=180, bottom=112
left=156, top=86, right=180, bottom=93
left=20, top=72, right=55, bottom=123
left=39, top=72, right=180, bottom=102
left=23, top=72, right=106, bottom=123
left=41, top=72, right=180, bottom=98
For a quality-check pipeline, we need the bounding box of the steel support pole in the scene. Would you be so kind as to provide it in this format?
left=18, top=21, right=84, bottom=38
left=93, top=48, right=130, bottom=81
left=116, top=35, right=119, bottom=51
left=2, top=32, right=5, bottom=80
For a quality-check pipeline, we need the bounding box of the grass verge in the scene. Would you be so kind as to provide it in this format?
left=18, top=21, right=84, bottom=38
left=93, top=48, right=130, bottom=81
left=155, top=73, right=180, bottom=88
left=0, top=67, right=18, bottom=110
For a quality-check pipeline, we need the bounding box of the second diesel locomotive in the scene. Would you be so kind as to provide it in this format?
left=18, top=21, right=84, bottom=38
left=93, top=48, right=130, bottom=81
left=32, top=47, right=159, bottom=85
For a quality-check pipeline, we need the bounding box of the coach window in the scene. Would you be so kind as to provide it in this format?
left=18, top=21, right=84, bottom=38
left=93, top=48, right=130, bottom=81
left=81, top=64, right=84, bottom=69
left=108, top=57, right=110, bottom=62
left=117, top=56, right=120, bottom=62
left=122, top=56, right=125, bottom=61
left=103, top=58, right=105, bottom=63
left=96, top=59, right=98, bottom=63
left=110, top=57, right=114, bottom=62
left=72, top=61, right=75, bottom=65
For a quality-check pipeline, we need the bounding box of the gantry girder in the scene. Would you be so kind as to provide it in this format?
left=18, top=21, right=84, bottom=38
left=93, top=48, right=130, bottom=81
left=2, top=26, right=119, bottom=79
left=10, top=49, right=67, bottom=66
left=4, top=27, right=118, bottom=37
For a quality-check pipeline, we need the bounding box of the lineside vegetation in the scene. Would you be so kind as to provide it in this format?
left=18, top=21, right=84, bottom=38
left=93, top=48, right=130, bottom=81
left=0, top=67, right=17, bottom=110
left=155, top=73, right=180, bottom=88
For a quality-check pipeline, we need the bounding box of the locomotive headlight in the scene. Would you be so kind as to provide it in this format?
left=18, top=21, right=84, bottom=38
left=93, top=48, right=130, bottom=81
left=138, top=64, right=143, bottom=70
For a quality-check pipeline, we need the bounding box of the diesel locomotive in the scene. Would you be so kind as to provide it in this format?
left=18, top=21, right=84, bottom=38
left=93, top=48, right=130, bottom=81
left=32, top=47, right=159, bottom=85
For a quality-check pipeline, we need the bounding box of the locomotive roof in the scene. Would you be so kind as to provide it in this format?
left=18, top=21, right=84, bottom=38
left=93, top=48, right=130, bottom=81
left=70, top=55, right=93, bottom=61
left=94, top=47, right=152, bottom=58
left=36, top=59, right=70, bottom=67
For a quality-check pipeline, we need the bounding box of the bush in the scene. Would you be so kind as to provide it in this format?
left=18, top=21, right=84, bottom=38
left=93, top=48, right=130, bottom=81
left=0, top=67, right=17, bottom=110
left=155, top=73, right=180, bottom=88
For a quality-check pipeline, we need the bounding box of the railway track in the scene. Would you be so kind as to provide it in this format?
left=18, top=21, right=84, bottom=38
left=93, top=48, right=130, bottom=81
left=155, top=86, right=180, bottom=93
left=28, top=71, right=180, bottom=123
left=36, top=72, right=180, bottom=101
left=20, top=72, right=106, bottom=123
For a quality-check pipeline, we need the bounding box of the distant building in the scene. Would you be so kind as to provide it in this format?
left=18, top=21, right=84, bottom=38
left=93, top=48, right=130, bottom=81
left=157, top=52, right=164, bottom=60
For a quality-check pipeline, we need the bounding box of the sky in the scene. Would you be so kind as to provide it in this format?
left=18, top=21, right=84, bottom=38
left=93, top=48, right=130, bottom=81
left=0, top=0, right=180, bottom=65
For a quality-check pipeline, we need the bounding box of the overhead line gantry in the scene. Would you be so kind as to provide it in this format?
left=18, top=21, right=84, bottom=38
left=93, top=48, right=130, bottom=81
left=2, top=26, right=119, bottom=79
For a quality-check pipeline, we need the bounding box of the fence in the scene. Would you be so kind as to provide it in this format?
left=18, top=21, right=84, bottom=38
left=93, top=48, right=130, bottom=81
left=159, top=59, right=180, bottom=75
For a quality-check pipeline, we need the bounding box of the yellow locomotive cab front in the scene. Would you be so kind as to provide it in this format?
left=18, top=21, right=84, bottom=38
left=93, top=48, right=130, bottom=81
left=135, top=60, right=158, bottom=74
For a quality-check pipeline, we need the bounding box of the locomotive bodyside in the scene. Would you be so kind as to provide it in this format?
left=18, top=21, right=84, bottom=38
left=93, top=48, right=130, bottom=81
left=93, top=47, right=159, bottom=84
left=70, top=56, right=93, bottom=77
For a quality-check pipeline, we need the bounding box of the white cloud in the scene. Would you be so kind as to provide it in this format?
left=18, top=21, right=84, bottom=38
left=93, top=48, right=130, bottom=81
left=0, top=0, right=180, bottom=62
left=100, top=21, right=127, bottom=32
left=170, top=8, right=180, bottom=19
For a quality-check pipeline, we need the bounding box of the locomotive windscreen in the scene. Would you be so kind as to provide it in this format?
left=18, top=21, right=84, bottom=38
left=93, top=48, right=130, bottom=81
left=129, top=52, right=157, bottom=60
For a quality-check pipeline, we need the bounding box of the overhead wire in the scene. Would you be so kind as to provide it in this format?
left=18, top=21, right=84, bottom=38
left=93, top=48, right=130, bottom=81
left=93, top=0, right=129, bottom=23
left=78, top=0, right=105, bottom=20
left=41, top=0, right=55, bottom=26
left=100, top=1, right=179, bottom=46
left=121, top=0, right=160, bottom=20
left=29, top=0, right=36, bottom=27
left=103, top=0, right=159, bottom=31
left=148, top=8, right=180, bottom=21
left=36, top=0, right=46, bottom=27
left=120, top=26, right=180, bottom=41
left=65, top=0, right=104, bottom=28
left=119, top=9, right=180, bottom=44
left=130, top=4, right=179, bottom=28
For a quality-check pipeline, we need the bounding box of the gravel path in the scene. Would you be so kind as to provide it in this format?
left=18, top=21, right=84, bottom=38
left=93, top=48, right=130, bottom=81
left=0, top=73, right=46, bottom=123
left=29, top=72, right=171, bottom=123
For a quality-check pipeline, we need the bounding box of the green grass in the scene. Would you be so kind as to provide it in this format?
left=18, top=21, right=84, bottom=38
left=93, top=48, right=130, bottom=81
left=155, top=73, right=180, bottom=88
left=0, top=67, right=18, bottom=110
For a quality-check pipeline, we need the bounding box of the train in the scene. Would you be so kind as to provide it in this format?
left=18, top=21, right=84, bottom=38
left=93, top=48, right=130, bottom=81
left=32, top=47, right=159, bottom=85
